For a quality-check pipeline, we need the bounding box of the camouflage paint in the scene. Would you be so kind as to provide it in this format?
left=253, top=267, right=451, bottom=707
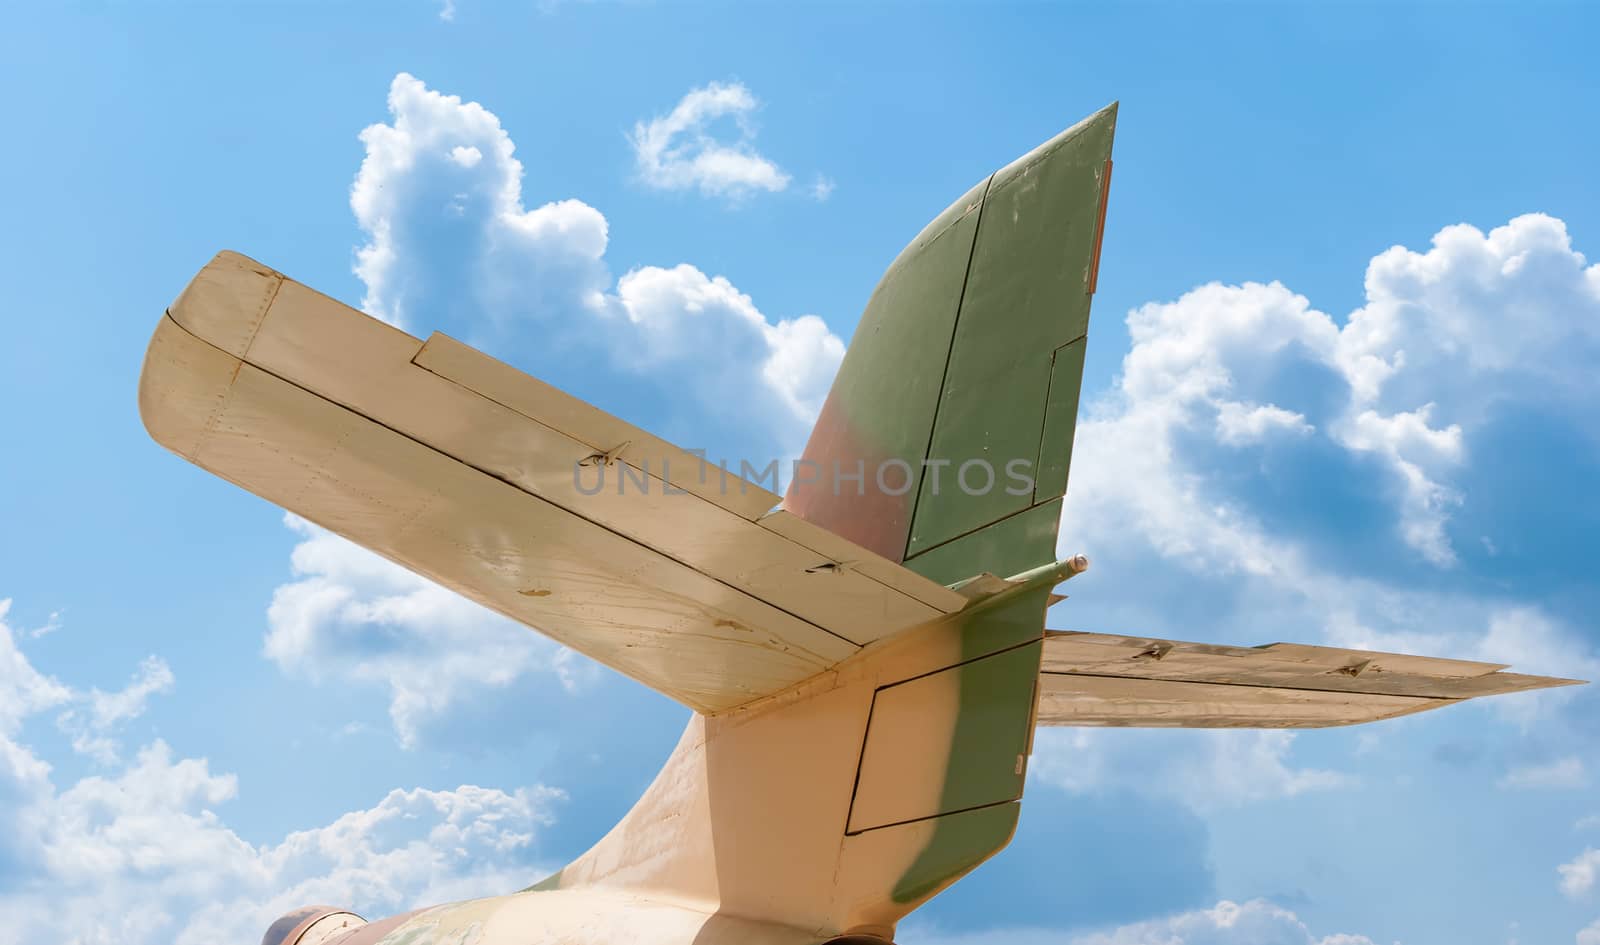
left=784, top=179, right=988, bottom=561
left=322, top=911, right=428, bottom=945
left=889, top=589, right=1053, bottom=904
left=889, top=803, right=1021, bottom=905
left=901, top=499, right=1065, bottom=588
left=787, top=103, right=1116, bottom=576
left=908, top=111, right=1113, bottom=553
left=1033, top=339, right=1088, bottom=503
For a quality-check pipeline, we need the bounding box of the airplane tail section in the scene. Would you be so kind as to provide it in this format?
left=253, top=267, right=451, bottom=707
left=525, top=103, right=1122, bottom=939
left=785, top=103, right=1116, bottom=588
left=138, top=101, right=1584, bottom=945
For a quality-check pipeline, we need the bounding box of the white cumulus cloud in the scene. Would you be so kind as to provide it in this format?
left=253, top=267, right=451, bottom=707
left=4, top=598, right=175, bottom=769
left=0, top=597, right=560, bottom=945
left=0, top=600, right=73, bottom=808
left=905, top=899, right=1378, bottom=945
left=351, top=73, right=839, bottom=438
left=1044, top=215, right=1600, bottom=801
left=1059, top=218, right=1600, bottom=713
left=1499, top=756, right=1587, bottom=790
left=278, top=73, right=853, bottom=744
left=1216, top=401, right=1314, bottom=445
left=1580, top=918, right=1600, bottom=945
left=629, top=80, right=792, bottom=199
left=56, top=655, right=175, bottom=765
left=1071, top=214, right=1600, bottom=570
left=1031, top=728, right=1350, bottom=812
left=612, top=262, right=843, bottom=421
left=268, top=73, right=853, bottom=745
left=1562, top=848, right=1600, bottom=899
left=265, top=515, right=589, bottom=748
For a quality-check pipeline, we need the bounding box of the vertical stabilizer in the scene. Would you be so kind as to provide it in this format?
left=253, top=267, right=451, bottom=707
left=785, top=104, right=1116, bottom=586
left=539, top=111, right=1116, bottom=941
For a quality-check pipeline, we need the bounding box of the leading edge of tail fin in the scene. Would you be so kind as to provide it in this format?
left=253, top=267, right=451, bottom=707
left=784, top=103, right=1117, bottom=586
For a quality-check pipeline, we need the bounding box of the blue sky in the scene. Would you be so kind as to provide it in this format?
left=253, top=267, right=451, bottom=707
left=2, top=2, right=1599, bottom=944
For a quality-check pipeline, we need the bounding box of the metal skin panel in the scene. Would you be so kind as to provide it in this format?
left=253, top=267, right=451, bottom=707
left=754, top=509, right=969, bottom=614
left=1037, top=631, right=1582, bottom=728
left=1254, top=642, right=1510, bottom=677
left=1033, top=339, right=1088, bottom=503
left=784, top=184, right=986, bottom=562
left=906, top=106, right=1116, bottom=555
left=292, top=912, right=366, bottom=945
left=1042, top=631, right=1532, bottom=685
left=885, top=803, right=1020, bottom=907
left=521, top=583, right=1051, bottom=941
left=902, top=498, right=1064, bottom=587
left=260, top=906, right=356, bottom=945
left=142, top=255, right=997, bottom=710
left=881, top=586, right=1051, bottom=913
left=788, top=107, right=1116, bottom=575
left=236, top=276, right=946, bottom=647
left=848, top=642, right=1041, bottom=832
left=166, top=249, right=279, bottom=358
left=145, top=313, right=858, bottom=712
left=1036, top=674, right=1438, bottom=728
left=413, top=332, right=782, bottom=521
left=848, top=668, right=966, bottom=834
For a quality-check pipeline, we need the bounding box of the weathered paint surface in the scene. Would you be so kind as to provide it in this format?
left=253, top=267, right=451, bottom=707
left=1033, top=339, right=1088, bottom=503
left=907, top=110, right=1115, bottom=555
left=901, top=499, right=1065, bottom=588
left=1036, top=630, right=1583, bottom=728
left=786, top=104, right=1117, bottom=579
left=783, top=179, right=988, bottom=562
left=528, top=579, right=1054, bottom=936
left=260, top=906, right=369, bottom=945
left=890, top=803, right=1020, bottom=906
left=140, top=258, right=972, bottom=715
left=883, top=586, right=1052, bottom=909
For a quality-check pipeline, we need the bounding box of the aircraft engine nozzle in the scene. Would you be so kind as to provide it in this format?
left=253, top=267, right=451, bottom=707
left=260, top=905, right=366, bottom=945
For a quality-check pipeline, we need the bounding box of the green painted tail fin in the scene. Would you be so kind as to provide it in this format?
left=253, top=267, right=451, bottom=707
left=784, top=104, right=1117, bottom=586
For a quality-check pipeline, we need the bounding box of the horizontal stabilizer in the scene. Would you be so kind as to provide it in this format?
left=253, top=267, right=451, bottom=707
left=1037, top=631, right=1584, bottom=728
left=140, top=252, right=971, bottom=714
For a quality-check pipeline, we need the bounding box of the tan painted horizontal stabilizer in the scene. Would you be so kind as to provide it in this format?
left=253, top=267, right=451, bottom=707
left=1036, top=630, right=1584, bottom=728
left=139, top=252, right=970, bottom=713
